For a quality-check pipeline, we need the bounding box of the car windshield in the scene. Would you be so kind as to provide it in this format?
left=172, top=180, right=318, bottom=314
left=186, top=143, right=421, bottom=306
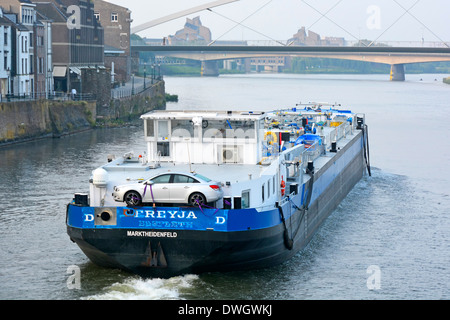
left=193, top=173, right=211, bottom=182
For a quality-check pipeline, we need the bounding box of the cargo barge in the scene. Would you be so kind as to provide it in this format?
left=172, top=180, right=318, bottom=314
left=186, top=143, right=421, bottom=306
left=66, top=105, right=370, bottom=278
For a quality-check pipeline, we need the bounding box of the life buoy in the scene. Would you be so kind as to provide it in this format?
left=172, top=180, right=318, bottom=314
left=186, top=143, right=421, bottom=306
left=264, top=131, right=277, bottom=145
left=280, top=175, right=286, bottom=197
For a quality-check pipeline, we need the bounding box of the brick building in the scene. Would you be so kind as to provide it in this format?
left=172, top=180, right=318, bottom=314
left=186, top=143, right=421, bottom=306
left=32, top=0, right=105, bottom=93
left=92, top=0, right=132, bottom=83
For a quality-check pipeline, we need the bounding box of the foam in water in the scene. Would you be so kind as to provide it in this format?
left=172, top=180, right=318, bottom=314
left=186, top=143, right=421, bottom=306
left=82, top=274, right=200, bottom=300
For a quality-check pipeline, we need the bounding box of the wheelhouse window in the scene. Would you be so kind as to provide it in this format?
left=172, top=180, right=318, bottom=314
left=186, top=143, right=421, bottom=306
left=171, top=119, right=194, bottom=138
left=157, top=142, right=170, bottom=157
left=157, top=120, right=169, bottom=139
left=146, top=120, right=154, bottom=137
left=242, top=190, right=250, bottom=208
left=262, top=184, right=265, bottom=202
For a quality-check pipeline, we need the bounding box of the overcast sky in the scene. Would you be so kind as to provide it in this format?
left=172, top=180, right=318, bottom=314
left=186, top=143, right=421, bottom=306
left=106, top=0, right=450, bottom=44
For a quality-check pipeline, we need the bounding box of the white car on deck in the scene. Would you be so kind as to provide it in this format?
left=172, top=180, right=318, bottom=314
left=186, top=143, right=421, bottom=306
left=112, top=172, right=223, bottom=207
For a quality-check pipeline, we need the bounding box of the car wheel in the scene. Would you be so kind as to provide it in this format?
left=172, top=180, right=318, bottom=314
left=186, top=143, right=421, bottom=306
left=124, top=191, right=142, bottom=207
left=189, top=192, right=206, bottom=207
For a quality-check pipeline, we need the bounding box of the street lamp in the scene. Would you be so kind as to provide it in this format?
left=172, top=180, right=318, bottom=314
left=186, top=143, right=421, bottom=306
left=6, top=67, right=11, bottom=101
left=152, top=64, right=155, bottom=84
left=7, top=67, right=10, bottom=95
left=143, top=64, right=146, bottom=89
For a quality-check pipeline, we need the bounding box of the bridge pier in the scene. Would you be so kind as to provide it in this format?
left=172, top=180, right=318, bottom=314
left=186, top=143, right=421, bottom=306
left=390, top=64, right=405, bottom=81
left=201, top=61, right=219, bottom=77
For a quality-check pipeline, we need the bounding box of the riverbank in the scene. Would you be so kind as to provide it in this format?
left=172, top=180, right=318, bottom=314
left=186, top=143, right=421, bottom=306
left=443, top=77, right=450, bottom=84
left=0, top=99, right=96, bottom=146
left=0, top=80, right=167, bottom=147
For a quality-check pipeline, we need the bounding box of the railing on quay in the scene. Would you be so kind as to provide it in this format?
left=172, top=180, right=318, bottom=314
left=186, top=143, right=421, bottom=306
left=111, top=76, right=163, bottom=100
left=0, top=91, right=96, bottom=103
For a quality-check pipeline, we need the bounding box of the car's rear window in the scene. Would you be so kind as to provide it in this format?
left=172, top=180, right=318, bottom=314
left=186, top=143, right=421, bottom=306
left=193, top=173, right=211, bottom=182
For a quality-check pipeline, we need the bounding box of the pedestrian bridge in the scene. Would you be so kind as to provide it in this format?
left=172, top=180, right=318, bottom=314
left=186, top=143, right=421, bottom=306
left=131, top=45, right=450, bottom=81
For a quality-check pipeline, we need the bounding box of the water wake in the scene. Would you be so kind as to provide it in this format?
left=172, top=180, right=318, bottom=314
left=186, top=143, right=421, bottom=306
left=82, top=274, right=200, bottom=300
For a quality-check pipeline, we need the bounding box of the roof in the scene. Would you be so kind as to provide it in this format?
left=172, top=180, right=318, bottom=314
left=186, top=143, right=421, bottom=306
left=141, top=110, right=265, bottom=121
left=33, top=2, right=67, bottom=22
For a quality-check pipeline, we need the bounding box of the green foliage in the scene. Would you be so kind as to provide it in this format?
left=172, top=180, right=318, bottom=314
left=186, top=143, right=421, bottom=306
left=165, top=93, right=178, bottom=102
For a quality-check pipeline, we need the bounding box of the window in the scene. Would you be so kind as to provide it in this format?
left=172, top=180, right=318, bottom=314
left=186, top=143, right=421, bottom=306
left=242, top=190, right=250, bottom=208
left=38, top=57, right=44, bottom=74
left=193, top=173, right=211, bottom=182
left=171, top=119, right=194, bottom=138
left=173, top=174, right=197, bottom=184
left=146, top=120, right=154, bottom=137
left=267, top=179, right=270, bottom=198
left=262, top=184, right=265, bottom=202
left=157, top=120, right=169, bottom=139
left=111, top=13, right=118, bottom=22
left=157, top=142, right=170, bottom=157
left=94, top=12, right=100, bottom=20
left=151, top=174, right=171, bottom=184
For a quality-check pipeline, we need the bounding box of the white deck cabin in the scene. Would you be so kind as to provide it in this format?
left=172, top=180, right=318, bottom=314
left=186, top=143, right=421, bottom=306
left=141, top=110, right=267, bottom=165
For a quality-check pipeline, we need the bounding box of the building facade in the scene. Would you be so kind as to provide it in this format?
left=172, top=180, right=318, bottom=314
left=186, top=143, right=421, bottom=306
left=92, top=0, right=132, bottom=83
left=0, top=8, right=13, bottom=99
left=1, top=0, right=38, bottom=97
left=32, top=0, right=105, bottom=94
left=168, top=16, right=211, bottom=45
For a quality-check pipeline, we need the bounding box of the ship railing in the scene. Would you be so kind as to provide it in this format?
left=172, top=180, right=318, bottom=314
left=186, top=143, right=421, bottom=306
left=302, top=139, right=325, bottom=166
left=321, top=121, right=352, bottom=151
left=281, top=144, right=304, bottom=182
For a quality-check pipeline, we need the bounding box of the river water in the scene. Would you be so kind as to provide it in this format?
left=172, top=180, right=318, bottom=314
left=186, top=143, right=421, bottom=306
left=0, top=73, right=449, bottom=300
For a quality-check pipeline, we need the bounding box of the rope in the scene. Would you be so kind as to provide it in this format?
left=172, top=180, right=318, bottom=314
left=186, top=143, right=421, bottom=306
left=195, top=199, right=220, bottom=215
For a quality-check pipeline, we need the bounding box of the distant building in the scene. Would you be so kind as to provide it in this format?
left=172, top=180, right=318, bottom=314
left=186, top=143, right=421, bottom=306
left=92, top=0, right=132, bottom=83
left=250, top=56, right=291, bottom=73
left=288, top=26, right=345, bottom=46
left=168, top=16, right=211, bottom=45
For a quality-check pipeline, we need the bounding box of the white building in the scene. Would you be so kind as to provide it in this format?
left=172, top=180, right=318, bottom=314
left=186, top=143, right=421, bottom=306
left=15, top=1, right=36, bottom=96
left=1, top=0, right=37, bottom=97
left=0, top=8, right=12, bottom=99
